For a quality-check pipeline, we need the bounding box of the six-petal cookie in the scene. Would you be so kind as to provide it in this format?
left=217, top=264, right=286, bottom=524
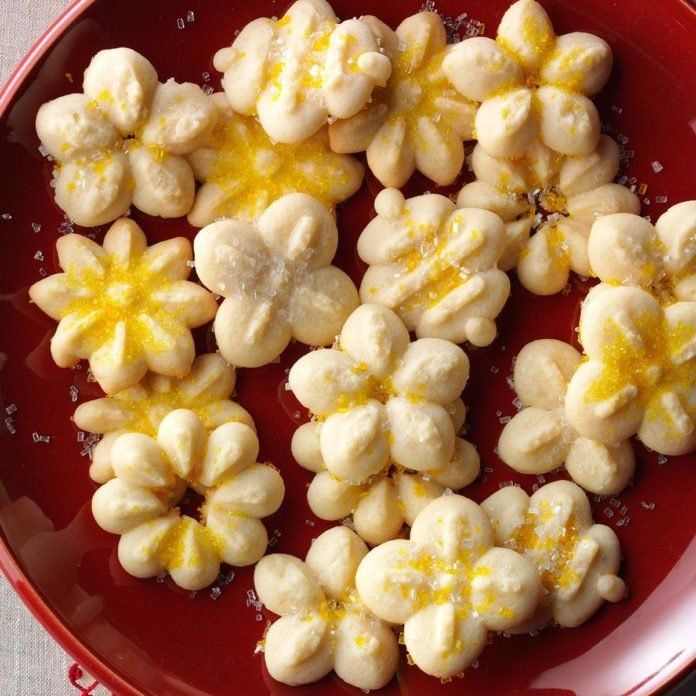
left=74, top=353, right=253, bottom=483
left=329, top=12, right=476, bottom=188
left=255, top=526, right=398, bottom=689
left=482, top=480, right=626, bottom=629
left=194, top=193, right=359, bottom=367
left=213, top=0, right=392, bottom=143
left=356, top=494, right=541, bottom=678
left=29, top=219, right=217, bottom=394
left=443, top=0, right=612, bottom=158
left=187, top=93, right=364, bottom=226
left=358, top=189, right=510, bottom=346
left=457, top=136, right=640, bottom=292
left=92, top=409, right=284, bottom=590
left=36, top=48, right=217, bottom=226
left=498, top=339, right=635, bottom=495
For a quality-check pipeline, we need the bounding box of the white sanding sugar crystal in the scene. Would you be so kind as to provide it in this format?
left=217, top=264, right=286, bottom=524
left=651, top=160, right=664, bottom=173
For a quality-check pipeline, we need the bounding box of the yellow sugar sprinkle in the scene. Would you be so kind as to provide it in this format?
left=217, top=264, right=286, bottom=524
left=158, top=517, right=224, bottom=569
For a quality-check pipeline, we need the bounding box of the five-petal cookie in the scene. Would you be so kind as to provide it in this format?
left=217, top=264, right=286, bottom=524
left=194, top=193, right=359, bottom=367
left=482, top=480, right=626, bottom=629
left=443, top=0, right=612, bottom=158
left=329, top=12, right=476, bottom=188
left=213, top=0, right=392, bottom=143
left=29, top=219, right=217, bottom=394
left=356, top=494, right=541, bottom=678
left=255, top=526, right=398, bottom=689
left=35, top=48, right=217, bottom=226
left=92, top=409, right=284, bottom=590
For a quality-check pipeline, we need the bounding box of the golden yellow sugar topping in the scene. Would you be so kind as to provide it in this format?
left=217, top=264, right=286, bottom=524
left=158, top=516, right=224, bottom=569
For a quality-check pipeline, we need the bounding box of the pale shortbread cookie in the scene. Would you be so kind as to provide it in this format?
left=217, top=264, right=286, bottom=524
left=588, top=201, right=696, bottom=303
left=443, top=0, right=612, bottom=158
left=29, top=219, right=217, bottom=394
left=92, top=409, right=284, bottom=590
left=194, top=193, right=359, bottom=368
left=482, top=480, right=626, bottom=630
left=293, top=398, right=479, bottom=545
left=329, top=12, right=476, bottom=188
left=565, top=283, right=696, bottom=455
left=35, top=48, right=217, bottom=227
left=356, top=495, right=541, bottom=678
left=74, top=353, right=253, bottom=484
left=254, top=527, right=398, bottom=689
left=358, top=189, right=510, bottom=347
left=213, top=0, right=391, bottom=143
left=187, top=93, right=364, bottom=226
left=457, top=137, right=640, bottom=291
left=498, top=339, right=635, bottom=495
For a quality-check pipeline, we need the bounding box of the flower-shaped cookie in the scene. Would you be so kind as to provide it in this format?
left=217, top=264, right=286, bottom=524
left=186, top=93, right=364, bottom=227
left=565, top=284, right=696, bottom=455
left=36, top=48, right=217, bottom=227
left=292, top=397, right=479, bottom=545
left=74, top=353, right=253, bottom=484
left=29, top=219, right=217, bottom=394
left=442, top=0, right=612, bottom=158
left=482, top=480, right=626, bottom=629
left=498, top=339, right=635, bottom=495
left=213, top=0, right=392, bottom=143
left=329, top=12, right=476, bottom=188
left=92, top=409, right=284, bottom=590
left=358, top=189, right=510, bottom=347
left=457, top=136, right=640, bottom=292
left=255, top=526, right=398, bottom=689
left=588, top=201, right=696, bottom=304
left=356, top=494, right=541, bottom=678
left=194, top=193, right=359, bottom=367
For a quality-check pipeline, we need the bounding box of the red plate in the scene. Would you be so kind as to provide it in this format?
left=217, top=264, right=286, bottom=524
left=0, top=0, right=695, bottom=694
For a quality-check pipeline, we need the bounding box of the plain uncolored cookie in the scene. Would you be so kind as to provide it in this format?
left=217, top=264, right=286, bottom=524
left=254, top=527, right=398, bottom=689
left=482, top=480, right=626, bottom=630
left=35, top=48, right=217, bottom=226
left=73, top=353, right=253, bottom=484
left=293, top=398, right=479, bottom=545
left=356, top=494, right=541, bottom=678
left=194, top=193, right=359, bottom=367
left=29, top=219, right=217, bottom=394
left=213, top=0, right=391, bottom=143
left=457, top=137, right=640, bottom=292
left=187, top=93, right=364, bottom=226
left=92, top=409, right=284, bottom=590
left=588, top=201, right=696, bottom=303
left=358, top=189, right=510, bottom=346
left=329, top=12, right=476, bottom=188
left=565, top=283, right=696, bottom=455
left=443, top=0, right=612, bottom=158
left=498, top=339, right=635, bottom=495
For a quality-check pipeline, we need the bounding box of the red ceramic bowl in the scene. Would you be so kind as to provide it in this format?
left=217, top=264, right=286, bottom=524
left=1, top=0, right=695, bottom=694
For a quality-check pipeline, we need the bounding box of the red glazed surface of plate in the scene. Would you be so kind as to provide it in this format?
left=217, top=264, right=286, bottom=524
left=0, top=1, right=695, bottom=694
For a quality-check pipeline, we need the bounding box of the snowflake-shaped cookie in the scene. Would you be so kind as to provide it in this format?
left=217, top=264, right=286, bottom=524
left=457, top=136, right=640, bottom=293
left=292, top=397, right=479, bottom=545
left=358, top=189, right=510, bottom=347
left=255, top=526, right=398, bottom=689
left=186, top=93, right=364, bottom=226
left=482, top=480, right=626, bottom=629
left=356, top=494, right=541, bottom=678
left=74, top=353, right=253, bottom=484
left=498, top=339, right=635, bottom=495
left=329, top=12, right=476, bottom=188
left=36, top=48, right=217, bottom=227
left=213, top=0, right=392, bottom=143
left=588, top=201, right=696, bottom=303
left=443, top=0, right=612, bottom=158
left=566, top=284, right=696, bottom=455
left=194, top=193, right=359, bottom=367
left=92, top=409, right=284, bottom=590
left=29, top=219, right=217, bottom=394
